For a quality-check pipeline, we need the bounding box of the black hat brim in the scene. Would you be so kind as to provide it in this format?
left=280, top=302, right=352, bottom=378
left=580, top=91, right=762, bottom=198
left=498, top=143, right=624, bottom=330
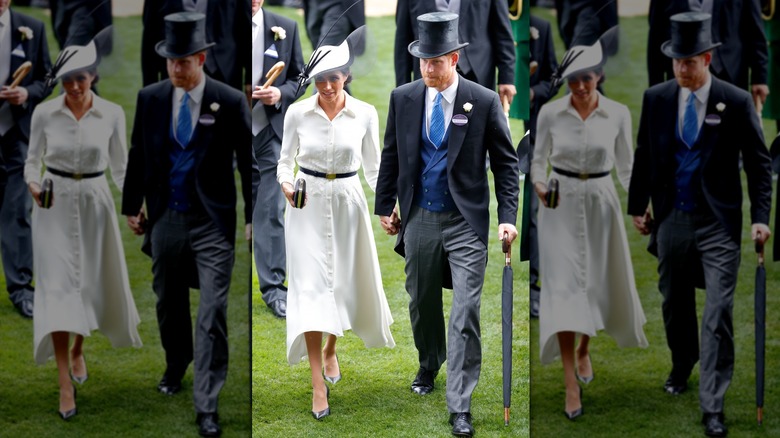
left=155, top=40, right=216, bottom=59
left=660, top=40, right=722, bottom=59
left=408, top=41, right=469, bottom=59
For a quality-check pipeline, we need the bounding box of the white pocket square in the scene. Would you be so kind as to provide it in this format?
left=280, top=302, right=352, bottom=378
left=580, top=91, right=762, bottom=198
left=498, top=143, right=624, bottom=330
left=11, top=44, right=25, bottom=58
left=264, top=43, right=278, bottom=59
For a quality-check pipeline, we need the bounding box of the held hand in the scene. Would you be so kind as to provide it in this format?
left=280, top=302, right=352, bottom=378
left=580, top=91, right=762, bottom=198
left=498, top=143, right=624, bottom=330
left=632, top=209, right=653, bottom=235
left=534, top=182, right=548, bottom=207
left=253, top=86, right=282, bottom=106
left=380, top=208, right=401, bottom=236
left=752, top=223, right=771, bottom=246
left=752, top=84, right=770, bottom=106
left=28, top=182, right=45, bottom=207
left=498, top=84, right=517, bottom=106
left=498, top=223, right=518, bottom=244
left=0, top=86, right=29, bottom=105
left=126, top=209, right=147, bottom=236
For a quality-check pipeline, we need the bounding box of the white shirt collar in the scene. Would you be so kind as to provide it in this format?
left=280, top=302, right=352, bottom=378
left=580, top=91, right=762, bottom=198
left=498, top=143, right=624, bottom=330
left=253, top=9, right=264, bottom=29
left=0, top=9, right=10, bottom=29
left=174, top=73, right=206, bottom=106
left=427, top=74, right=459, bottom=104
left=681, top=73, right=712, bottom=104
left=55, top=91, right=106, bottom=118
left=308, top=91, right=356, bottom=118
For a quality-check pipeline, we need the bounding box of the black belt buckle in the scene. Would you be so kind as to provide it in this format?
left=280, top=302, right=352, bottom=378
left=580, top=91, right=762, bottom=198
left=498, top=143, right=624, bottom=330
left=545, top=178, right=559, bottom=209
left=293, top=178, right=306, bottom=208
left=41, top=178, right=53, bottom=209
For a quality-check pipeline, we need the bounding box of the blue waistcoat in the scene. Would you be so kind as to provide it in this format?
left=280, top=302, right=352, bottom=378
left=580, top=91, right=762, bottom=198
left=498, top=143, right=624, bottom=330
left=673, top=119, right=703, bottom=213
left=415, top=114, right=456, bottom=212
left=168, top=123, right=198, bottom=212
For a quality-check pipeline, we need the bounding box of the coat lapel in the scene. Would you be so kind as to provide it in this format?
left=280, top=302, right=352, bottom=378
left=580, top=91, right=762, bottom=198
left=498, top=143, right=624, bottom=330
left=448, top=76, right=474, bottom=172
left=151, top=82, right=174, bottom=168
left=190, top=77, right=218, bottom=163
left=699, top=77, right=724, bottom=165
left=403, top=81, right=426, bottom=177
left=262, top=10, right=280, bottom=79
left=8, top=11, right=25, bottom=84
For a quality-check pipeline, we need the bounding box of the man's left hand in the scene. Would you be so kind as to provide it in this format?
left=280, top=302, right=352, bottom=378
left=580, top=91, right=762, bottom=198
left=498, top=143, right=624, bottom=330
left=253, top=86, right=281, bottom=106
left=498, top=84, right=517, bottom=106
left=0, top=86, right=29, bottom=105
left=752, top=223, right=771, bottom=246
left=498, top=223, right=518, bottom=244
left=752, top=84, right=769, bottom=106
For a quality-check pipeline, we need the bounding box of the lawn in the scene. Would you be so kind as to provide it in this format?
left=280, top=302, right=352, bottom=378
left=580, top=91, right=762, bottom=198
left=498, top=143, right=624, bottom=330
left=0, top=7, right=252, bottom=437
left=251, top=6, right=530, bottom=438
left=529, top=7, right=780, bottom=438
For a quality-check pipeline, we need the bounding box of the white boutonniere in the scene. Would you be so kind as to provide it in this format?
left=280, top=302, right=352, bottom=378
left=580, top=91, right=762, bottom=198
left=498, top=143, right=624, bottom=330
left=463, top=102, right=473, bottom=113
left=210, top=102, right=220, bottom=112
left=18, top=26, right=33, bottom=41
left=271, top=26, right=286, bottom=41
left=716, top=102, right=725, bottom=112
left=530, top=26, right=539, bottom=40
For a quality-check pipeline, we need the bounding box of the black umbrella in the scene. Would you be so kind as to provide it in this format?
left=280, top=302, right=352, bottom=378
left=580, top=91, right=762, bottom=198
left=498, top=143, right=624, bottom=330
left=755, top=240, right=766, bottom=425
left=501, top=231, right=513, bottom=425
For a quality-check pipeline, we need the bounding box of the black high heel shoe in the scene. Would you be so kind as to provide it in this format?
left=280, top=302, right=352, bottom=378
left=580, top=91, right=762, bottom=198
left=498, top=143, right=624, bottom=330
left=59, top=384, right=78, bottom=420
left=311, top=386, right=330, bottom=420
left=564, top=386, right=583, bottom=420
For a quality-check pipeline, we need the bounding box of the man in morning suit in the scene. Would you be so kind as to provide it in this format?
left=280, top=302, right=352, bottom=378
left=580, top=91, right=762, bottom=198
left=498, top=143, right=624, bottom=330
left=628, top=12, right=772, bottom=438
left=375, top=12, right=519, bottom=437
left=647, top=0, right=769, bottom=107
left=141, top=0, right=250, bottom=93
left=49, top=0, right=112, bottom=49
left=0, top=0, right=51, bottom=318
left=394, top=0, right=517, bottom=105
left=122, top=12, right=252, bottom=437
left=252, top=0, right=305, bottom=318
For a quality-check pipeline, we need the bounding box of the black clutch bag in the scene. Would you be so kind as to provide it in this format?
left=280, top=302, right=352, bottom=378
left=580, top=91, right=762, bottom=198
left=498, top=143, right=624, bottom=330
left=545, top=178, right=559, bottom=209
left=292, top=178, right=306, bottom=209
left=40, top=178, right=53, bottom=209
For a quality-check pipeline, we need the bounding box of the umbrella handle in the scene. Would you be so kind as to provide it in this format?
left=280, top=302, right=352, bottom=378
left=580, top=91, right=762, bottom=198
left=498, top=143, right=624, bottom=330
left=502, top=231, right=511, bottom=265
left=262, top=61, right=286, bottom=89
left=755, top=240, right=765, bottom=266
left=9, top=61, right=32, bottom=88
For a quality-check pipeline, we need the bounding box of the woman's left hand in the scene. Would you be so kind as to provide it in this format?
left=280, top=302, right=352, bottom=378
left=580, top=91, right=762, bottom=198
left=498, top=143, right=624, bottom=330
left=27, top=182, right=46, bottom=207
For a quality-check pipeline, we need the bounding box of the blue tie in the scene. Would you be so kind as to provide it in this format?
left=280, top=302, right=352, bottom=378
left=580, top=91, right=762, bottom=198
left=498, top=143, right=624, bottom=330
left=682, top=92, right=698, bottom=147
left=177, top=93, right=193, bottom=146
left=429, top=92, right=445, bottom=147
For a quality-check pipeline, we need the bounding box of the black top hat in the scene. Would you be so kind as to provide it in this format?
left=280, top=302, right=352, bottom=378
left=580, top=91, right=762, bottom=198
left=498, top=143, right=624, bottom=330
left=155, top=12, right=216, bottom=59
left=661, top=12, right=721, bottom=59
left=408, top=12, right=469, bottom=59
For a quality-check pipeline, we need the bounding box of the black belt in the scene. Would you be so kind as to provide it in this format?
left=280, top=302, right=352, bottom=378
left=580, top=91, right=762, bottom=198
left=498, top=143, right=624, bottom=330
left=552, top=167, right=610, bottom=180
left=299, top=167, right=357, bottom=180
left=47, top=167, right=104, bottom=180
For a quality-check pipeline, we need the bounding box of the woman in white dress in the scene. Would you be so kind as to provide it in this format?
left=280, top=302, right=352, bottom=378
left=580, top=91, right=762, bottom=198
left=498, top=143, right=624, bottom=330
left=25, top=32, right=141, bottom=420
left=277, top=28, right=394, bottom=420
left=531, top=56, right=648, bottom=418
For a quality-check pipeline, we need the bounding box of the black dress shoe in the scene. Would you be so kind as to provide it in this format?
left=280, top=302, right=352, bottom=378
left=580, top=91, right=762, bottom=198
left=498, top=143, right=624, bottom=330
left=663, top=373, right=688, bottom=395
left=157, top=373, right=182, bottom=395
left=449, top=412, right=474, bottom=437
left=13, top=297, right=33, bottom=318
left=702, top=413, right=727, bottom=437
left=269, top=299, right=286, bottom=318
left=196, top=412, right=221, bottom=437
left=411, top=368, right=438, bottom=395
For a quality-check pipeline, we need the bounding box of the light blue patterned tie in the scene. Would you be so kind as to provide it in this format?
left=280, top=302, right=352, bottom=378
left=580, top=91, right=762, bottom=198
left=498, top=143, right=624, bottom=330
left=429, top=92, right=445, bottom=147
left=177, top=92, right=192, bottom=146
left=682, top=92, right=698, bottom=148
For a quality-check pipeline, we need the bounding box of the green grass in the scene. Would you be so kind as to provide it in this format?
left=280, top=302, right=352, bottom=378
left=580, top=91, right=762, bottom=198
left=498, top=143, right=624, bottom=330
left=252, top=7, right=530, bottom=438
left=529, top=7, right=780, bottom=437
left=0, top=7, right=251, bottom=437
